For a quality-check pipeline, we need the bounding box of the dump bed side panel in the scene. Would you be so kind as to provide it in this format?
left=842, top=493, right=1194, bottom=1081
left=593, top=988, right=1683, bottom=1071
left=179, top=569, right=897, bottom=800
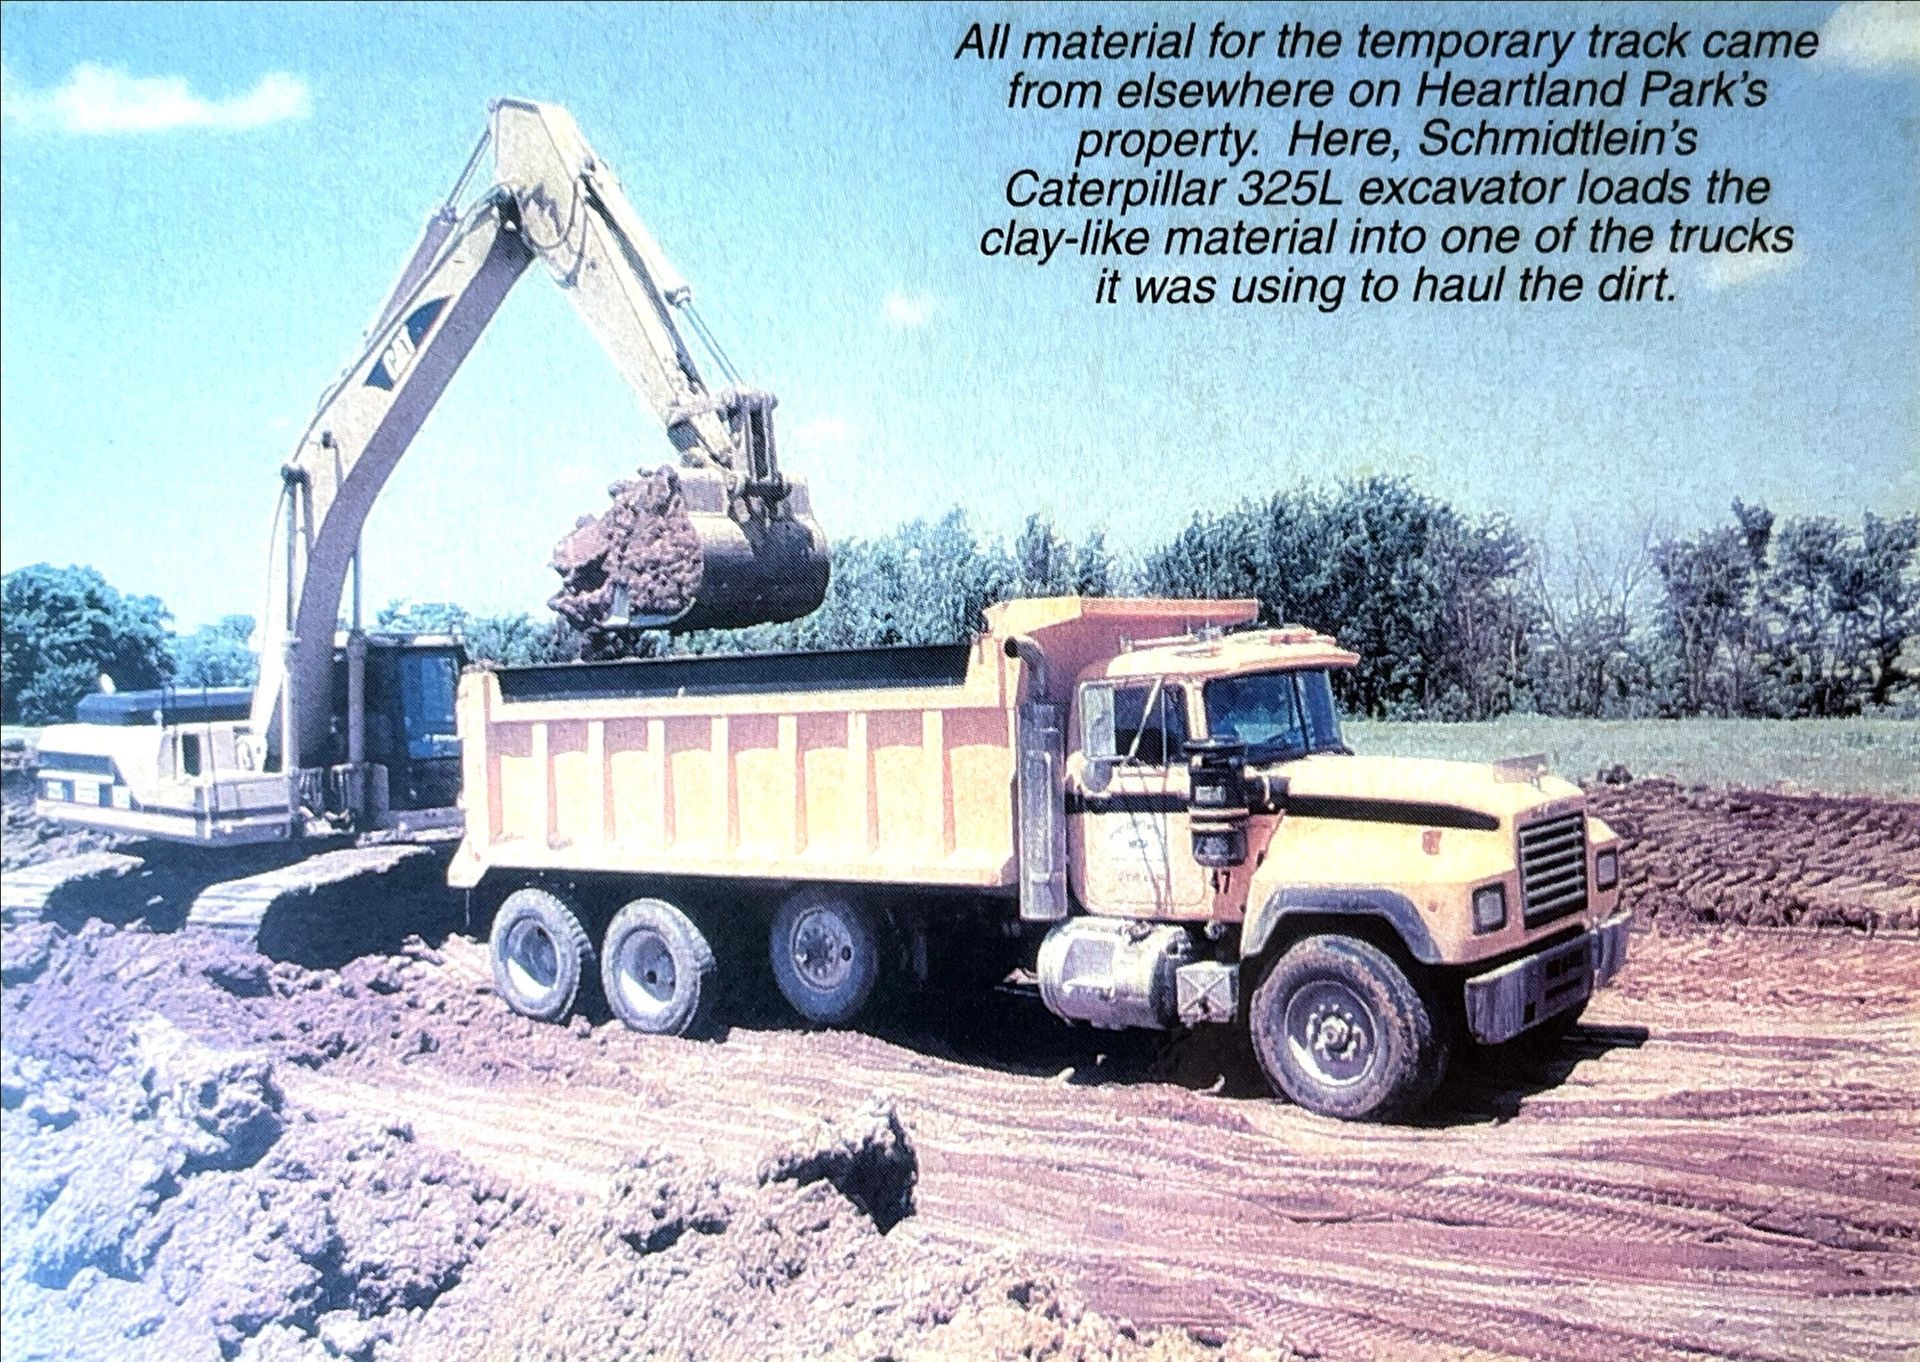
left=448, top=640, right=1018, bottom=890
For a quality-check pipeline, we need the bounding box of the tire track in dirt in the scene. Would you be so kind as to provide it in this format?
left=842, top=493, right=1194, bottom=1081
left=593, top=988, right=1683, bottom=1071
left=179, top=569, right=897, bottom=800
left=285, top=931, right=1919, bottom=1362
left=1588, top=781, right=1920, bottom=932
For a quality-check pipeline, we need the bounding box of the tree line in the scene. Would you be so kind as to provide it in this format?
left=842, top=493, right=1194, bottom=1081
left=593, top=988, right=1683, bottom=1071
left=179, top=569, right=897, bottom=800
left=4, top=478, right=1915, bottom=725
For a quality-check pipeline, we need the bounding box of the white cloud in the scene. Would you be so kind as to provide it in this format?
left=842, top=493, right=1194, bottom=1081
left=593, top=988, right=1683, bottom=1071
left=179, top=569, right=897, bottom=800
left=1821, top=2, right=1920, bottom=73
left=2, top=63, right=310, bottom=135
left=1698, top=249, right=1803, bottom=292
left=882, top=291, right=937, bottom=329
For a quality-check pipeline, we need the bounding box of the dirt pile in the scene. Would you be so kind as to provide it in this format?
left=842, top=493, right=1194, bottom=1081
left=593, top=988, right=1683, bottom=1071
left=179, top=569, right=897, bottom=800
left=549, top=466, right=704, bottom=629
left=1586, top=778, right=1920, bottom=932
left=1, top=920, right=1272, bottom=1362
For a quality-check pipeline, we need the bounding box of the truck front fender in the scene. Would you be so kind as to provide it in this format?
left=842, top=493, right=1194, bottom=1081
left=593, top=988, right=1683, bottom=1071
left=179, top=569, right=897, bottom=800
left=1242, top=886, right=1443, bottom=966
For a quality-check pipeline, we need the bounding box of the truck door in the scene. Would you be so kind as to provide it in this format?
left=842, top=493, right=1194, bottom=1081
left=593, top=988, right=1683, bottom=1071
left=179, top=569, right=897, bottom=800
left=1070, top=679, right=1208, bottom=916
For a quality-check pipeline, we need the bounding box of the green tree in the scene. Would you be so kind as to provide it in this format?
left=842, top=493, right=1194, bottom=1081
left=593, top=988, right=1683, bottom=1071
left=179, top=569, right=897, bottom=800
left=374, top=599, right=582, bottom=666
left=1652, top=506, right=1769, bottom=716
left=1858, top=512, right=1920, bottom=708
left=2, top=564, right=174, bottom=723
left=169, top=614, right=258, bottom=688
left=1753, top=510, right=1920, bottom=715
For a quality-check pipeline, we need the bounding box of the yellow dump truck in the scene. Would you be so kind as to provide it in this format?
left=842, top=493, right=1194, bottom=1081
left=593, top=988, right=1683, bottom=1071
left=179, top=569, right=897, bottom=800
left=454, top=597, right=1630, bottom=1121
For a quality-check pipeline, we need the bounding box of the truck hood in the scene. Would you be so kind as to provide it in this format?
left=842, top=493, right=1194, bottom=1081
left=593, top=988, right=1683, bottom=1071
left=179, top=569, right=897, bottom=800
left=1268, top=753, right=1583, bottom=829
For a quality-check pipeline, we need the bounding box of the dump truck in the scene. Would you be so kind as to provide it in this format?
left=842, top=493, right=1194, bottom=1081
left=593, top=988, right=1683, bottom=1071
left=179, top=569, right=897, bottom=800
left=455, top=596, right=1631, bottom=1122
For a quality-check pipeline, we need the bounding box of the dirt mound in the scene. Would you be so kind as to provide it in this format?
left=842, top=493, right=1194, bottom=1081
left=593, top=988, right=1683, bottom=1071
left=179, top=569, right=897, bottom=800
left=548, top=465, right=704, bottom=629
left=1587, top=778, right=1920, bottom=932
left=2, top=920, right=1264, bottom=1361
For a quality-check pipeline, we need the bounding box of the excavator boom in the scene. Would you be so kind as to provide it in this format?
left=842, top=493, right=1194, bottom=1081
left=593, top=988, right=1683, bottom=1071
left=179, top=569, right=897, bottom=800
left=252, top=98, right=830, bottom=763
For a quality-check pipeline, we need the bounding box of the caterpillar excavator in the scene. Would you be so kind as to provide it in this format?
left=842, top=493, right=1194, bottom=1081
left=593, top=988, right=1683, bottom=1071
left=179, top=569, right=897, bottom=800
left=10, top=98, right=829, bottom=931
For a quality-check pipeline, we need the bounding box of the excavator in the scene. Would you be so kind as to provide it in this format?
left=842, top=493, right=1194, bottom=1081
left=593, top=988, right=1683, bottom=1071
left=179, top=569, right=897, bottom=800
left=12, top=98, right=829, bottom=927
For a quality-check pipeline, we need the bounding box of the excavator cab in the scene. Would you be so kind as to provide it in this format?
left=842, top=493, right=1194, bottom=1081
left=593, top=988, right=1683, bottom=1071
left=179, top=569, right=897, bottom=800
left=327, top=636, right=465, bottom=812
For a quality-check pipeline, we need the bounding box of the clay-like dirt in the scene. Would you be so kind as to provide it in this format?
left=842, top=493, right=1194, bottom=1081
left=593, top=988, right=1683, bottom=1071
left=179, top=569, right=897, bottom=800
left=3, top=776, right=1917, bottom=1361
left=549, top=465, right=704, bottom=628
left=1589, top=779, right=1920, bottom=933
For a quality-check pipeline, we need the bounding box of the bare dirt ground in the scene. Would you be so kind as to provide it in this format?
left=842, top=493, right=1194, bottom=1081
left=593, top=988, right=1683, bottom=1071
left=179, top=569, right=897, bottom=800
left=3, top=771, right=1917, bottom=1361
left=1590, top=778, right=1920, bottom=933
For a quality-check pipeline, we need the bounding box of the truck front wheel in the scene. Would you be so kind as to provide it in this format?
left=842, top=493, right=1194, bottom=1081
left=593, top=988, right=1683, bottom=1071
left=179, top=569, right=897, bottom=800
left=769, top=889, right=879, bottom=1027
left=602, top=898, right=717, bottom=1038
left=1250, top=935, right=1449, bottom=1122
left=489, top=887, right=594, bottom=1023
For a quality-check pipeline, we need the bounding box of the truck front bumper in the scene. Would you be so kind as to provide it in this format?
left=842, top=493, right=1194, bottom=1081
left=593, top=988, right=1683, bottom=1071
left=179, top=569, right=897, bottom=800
left=1464, top=909, right=1633, bottom=1045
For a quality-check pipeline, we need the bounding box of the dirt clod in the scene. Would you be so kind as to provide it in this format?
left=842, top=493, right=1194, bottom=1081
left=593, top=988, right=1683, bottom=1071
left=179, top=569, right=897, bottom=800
left=757, top=1094, right=919, bottom=1233
left=548, top=465, right=704, bottom=629
left=1586, top=778, right=1920, bottom=933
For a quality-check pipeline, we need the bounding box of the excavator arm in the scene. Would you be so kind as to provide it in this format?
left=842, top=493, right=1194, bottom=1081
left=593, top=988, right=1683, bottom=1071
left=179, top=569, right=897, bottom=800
left=251, top=98, right=829, bottom=767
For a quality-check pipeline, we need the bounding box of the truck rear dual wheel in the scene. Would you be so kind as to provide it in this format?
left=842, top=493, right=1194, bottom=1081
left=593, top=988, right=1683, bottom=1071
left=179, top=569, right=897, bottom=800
left=1250, top=935, right=1450, bottom=1122
left=769, top=889, right=880, bottom=1027
left=490, top=887, right=595, bottom=1023
left=601, top=898, right=717, bottom=1038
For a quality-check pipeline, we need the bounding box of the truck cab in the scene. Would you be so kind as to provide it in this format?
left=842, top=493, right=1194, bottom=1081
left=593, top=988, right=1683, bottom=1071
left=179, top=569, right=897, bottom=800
left=1039, top=611, right=1630, bottom=1119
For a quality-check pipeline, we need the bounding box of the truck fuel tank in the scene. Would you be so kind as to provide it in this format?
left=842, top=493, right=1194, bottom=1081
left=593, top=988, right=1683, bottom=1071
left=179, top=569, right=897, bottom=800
left=1037, top=918, right=1194, bottom=1031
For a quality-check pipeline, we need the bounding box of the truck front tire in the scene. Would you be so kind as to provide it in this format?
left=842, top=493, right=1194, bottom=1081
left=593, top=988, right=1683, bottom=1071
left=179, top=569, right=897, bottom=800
left=1250, top=934, right=1449, bottom=1122
left=490, top=886, right=595, bottom=1023
left=769, top=889, right=879, bottom=1027
left=602, top=898, right=717, bottom=1038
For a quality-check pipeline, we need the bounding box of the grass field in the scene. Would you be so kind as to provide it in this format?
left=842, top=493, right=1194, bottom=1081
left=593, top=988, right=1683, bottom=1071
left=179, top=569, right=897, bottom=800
left=1346, top=716, right=1920, bottom=798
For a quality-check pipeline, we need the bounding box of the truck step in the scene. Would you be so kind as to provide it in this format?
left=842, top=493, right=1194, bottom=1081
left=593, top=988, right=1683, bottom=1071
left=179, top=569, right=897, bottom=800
left=185, top=844, right=442, bottom=946
left=1, top=851, right=148, bottom=923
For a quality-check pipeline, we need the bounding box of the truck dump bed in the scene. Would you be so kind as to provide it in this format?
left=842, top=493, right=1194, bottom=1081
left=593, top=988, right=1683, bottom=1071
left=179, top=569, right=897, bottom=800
left=449, top=637, right=1020, bottom=889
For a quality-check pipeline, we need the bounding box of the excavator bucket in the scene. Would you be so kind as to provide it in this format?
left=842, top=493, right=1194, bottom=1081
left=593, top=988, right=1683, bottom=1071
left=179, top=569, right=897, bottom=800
left=550, top=464, right=830, bottom=635
left=622, top=465, right=830, bottom=631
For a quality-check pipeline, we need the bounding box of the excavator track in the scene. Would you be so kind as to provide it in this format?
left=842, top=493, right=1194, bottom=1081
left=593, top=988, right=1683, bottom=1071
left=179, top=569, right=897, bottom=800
left=2, top=839, right=451, bottom=955
left=184, top=843, right=446, bottom=945
left=0, top=850, right=147, bottom=924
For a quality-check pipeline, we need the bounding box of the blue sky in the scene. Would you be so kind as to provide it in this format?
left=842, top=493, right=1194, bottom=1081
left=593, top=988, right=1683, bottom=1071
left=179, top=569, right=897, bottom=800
left=2, top=1, right=1915, bottom=628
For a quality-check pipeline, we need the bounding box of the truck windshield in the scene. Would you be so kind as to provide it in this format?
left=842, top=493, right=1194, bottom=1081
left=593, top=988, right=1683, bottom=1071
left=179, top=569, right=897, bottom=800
left=1203, top=669, right=1344, bottom=763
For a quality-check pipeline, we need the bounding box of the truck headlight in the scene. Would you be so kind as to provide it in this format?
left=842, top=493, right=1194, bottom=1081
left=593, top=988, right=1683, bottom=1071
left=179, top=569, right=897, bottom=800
left=1595, top=848, right=1620, bottom=891
left=1472, top=883, right=1507, bottom=933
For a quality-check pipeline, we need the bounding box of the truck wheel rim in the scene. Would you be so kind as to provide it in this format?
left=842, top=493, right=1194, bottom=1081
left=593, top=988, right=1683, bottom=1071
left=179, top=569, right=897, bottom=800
left=790, top=907, right=855, bottom=991
left=505, top=920, right=560, bottom=998
left=1284, top=980, right=1376, bottom=1088
left=614, top=929, right=678, bottom=1017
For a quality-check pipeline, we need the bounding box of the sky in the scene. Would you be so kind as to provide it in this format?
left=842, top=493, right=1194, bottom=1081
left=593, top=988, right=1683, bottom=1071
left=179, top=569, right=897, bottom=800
left=1, top=1, right=1915, bottom=630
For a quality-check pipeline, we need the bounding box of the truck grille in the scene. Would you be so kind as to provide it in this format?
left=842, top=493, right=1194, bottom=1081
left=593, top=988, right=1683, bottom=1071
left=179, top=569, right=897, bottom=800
left=1518, top=813, right=1589, bottom=929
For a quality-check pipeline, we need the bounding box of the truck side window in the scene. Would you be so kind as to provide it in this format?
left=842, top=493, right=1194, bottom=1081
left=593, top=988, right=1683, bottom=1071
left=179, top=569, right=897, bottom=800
left=1112, top=683, right=1187, bottom=767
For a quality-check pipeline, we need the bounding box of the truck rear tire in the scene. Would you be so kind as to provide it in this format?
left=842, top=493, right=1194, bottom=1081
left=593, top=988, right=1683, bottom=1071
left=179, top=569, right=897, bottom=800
left=602, top=898, right=717, bottom=1038
left=490, top=886, right=594, bottom=1023
left=769, top=889, right=879, bottom=1027
left=1250, top=935, right=1449, bottom=1122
